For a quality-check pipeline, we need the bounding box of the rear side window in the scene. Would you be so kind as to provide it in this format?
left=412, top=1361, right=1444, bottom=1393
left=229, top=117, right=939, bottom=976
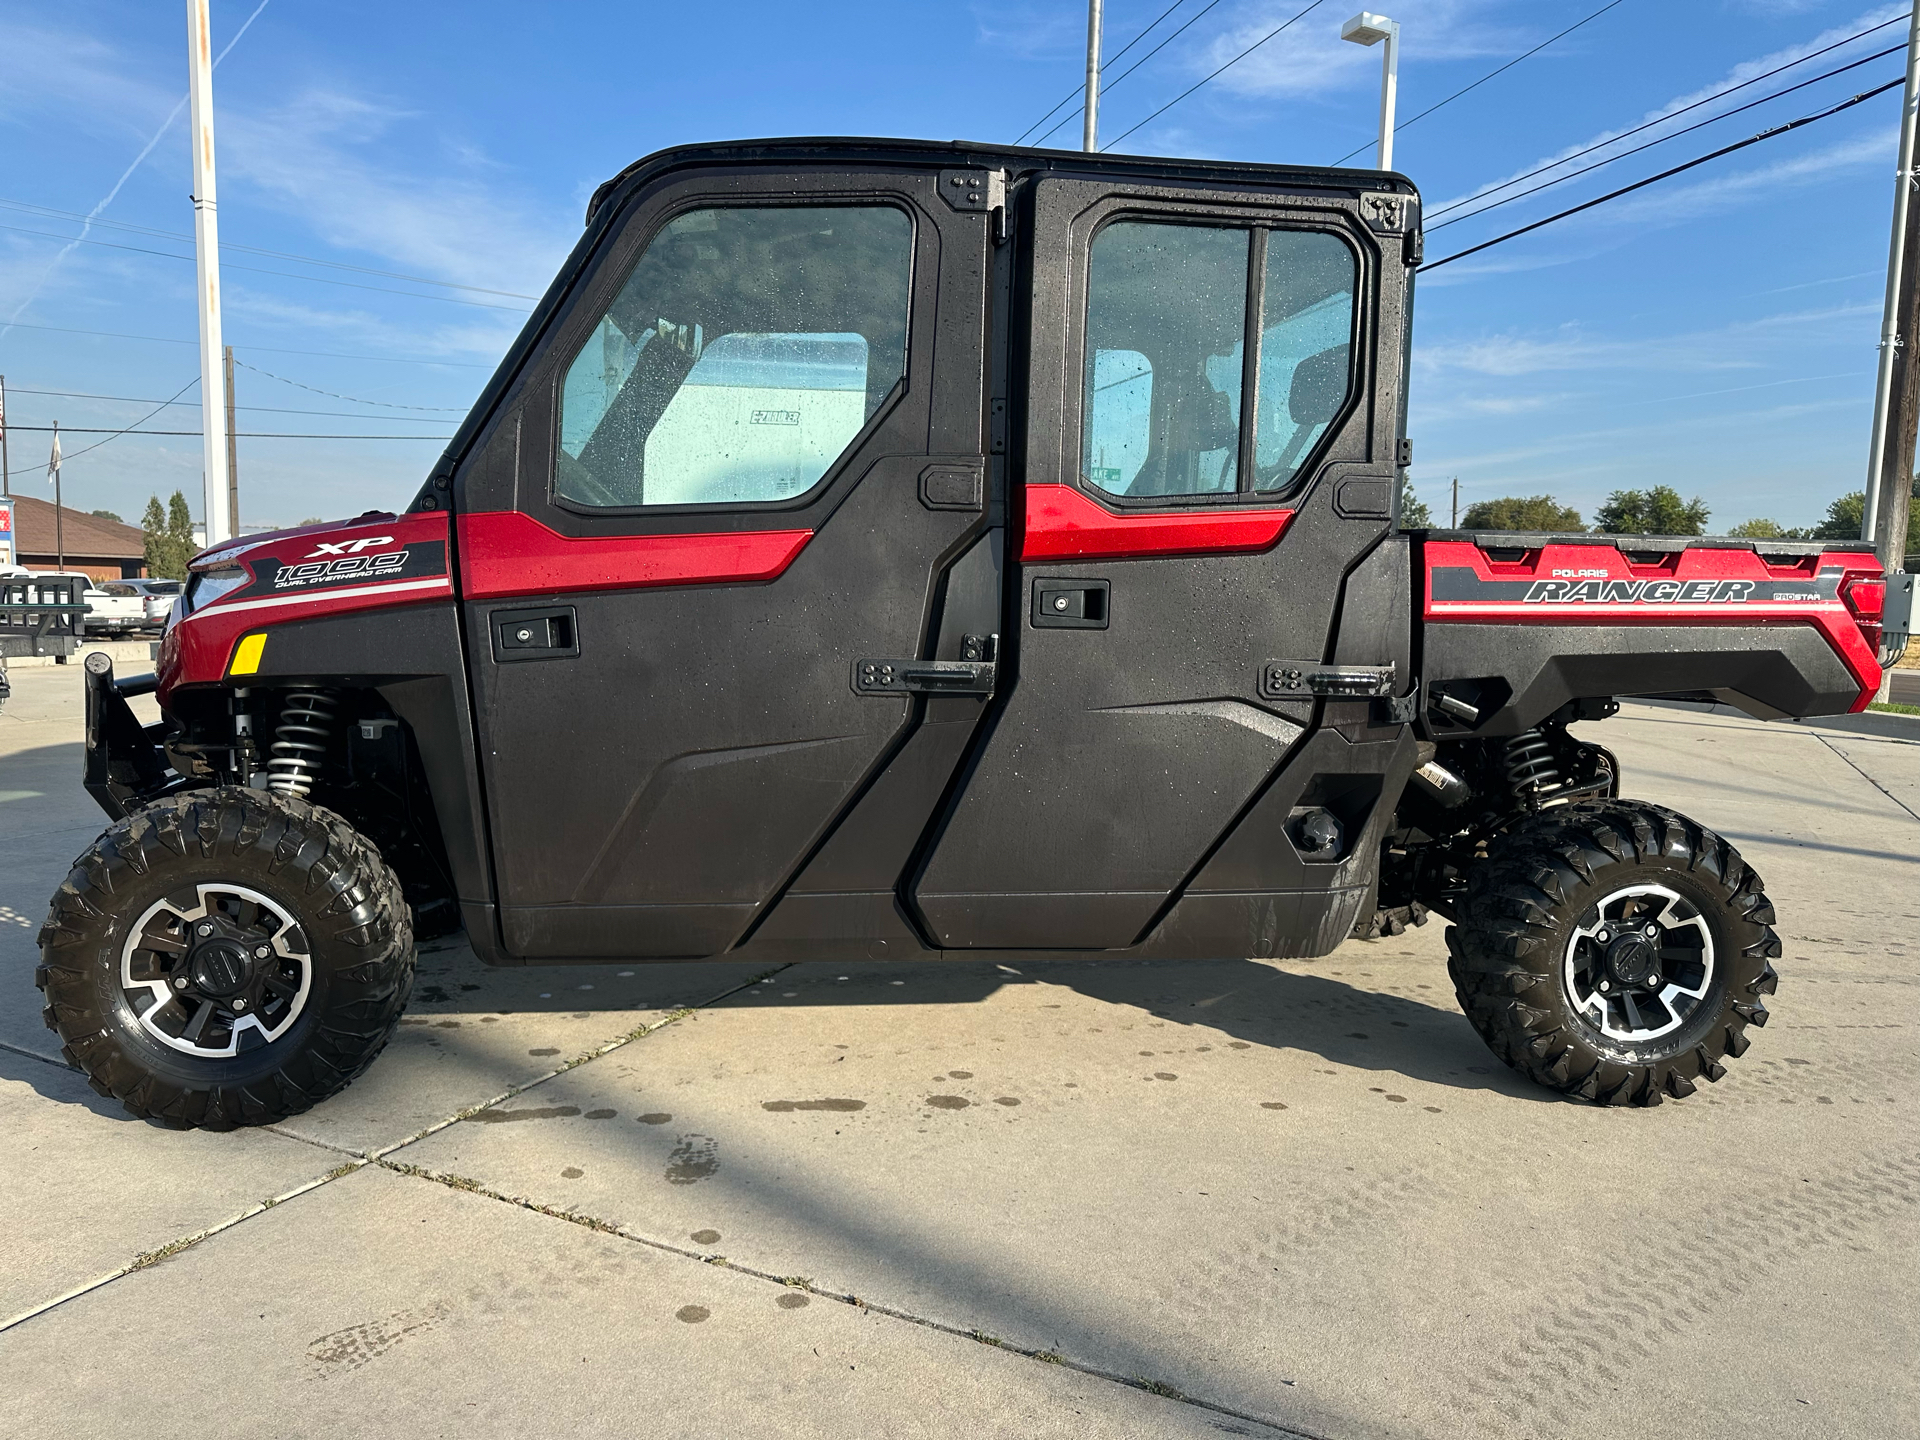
left=1081, top=219, right=1357, bottom=503
left=556, top=205, right=913, bottom=509
left=1083, top=222, right=1248, bottom=499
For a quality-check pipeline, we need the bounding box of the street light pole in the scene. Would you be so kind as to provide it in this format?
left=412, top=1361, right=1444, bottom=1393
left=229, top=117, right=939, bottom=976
left=1863, top=7, right=1920, bottom=569
left=186, top=0, right=231, bottom=549
left=1083, top=0, right=1104, bottom=152
left=1341, top=12, right=1402, bottom=171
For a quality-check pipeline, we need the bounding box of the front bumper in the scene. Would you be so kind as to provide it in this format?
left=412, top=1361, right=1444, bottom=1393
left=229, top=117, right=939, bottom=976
left=83, top=653, right=177, bottom=820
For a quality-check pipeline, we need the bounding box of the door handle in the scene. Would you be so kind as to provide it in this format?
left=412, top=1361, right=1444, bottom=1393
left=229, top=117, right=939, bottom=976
left=1031, top=578, right=1109, bottom=629
left=492, top=606, right=578, bottom=662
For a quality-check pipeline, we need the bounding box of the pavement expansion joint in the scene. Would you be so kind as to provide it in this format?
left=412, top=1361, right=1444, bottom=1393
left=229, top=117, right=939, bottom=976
left=1812, top=730, right=1920, bottom=824
left=0, top=1037, right=74, bottom=1071
left=370, top=1153, right=1324, bottom=1440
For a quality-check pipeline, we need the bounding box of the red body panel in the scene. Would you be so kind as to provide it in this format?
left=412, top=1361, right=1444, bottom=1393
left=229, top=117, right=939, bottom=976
left=1020, top=483, right=1294, bottom=562
left=1422, top=539, right=1884, bottom=711
left=158, top=511, right=453, bottom=704
left=458, top=510, right=813, bottom=601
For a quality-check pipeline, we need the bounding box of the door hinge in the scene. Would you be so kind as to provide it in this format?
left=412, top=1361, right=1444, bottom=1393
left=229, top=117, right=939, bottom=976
left=1260, top=661, right=1396, bottom=700
left=853, top=648, right=997, bottom=696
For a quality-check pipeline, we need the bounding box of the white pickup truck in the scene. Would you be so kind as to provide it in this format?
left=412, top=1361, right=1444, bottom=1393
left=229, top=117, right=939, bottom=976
left=76, top=578, right=149, bottom=634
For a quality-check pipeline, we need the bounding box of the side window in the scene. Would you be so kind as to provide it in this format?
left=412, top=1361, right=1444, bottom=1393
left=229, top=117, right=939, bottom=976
left=1083, top=222, right=1248, bottom=499
left=556, top=205, right=913, bottom=508
left=1254, top=231, right=1357, bottom=491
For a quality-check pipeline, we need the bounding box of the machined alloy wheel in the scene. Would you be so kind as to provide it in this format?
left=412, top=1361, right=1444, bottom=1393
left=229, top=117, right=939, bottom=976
left=1562, top=884, right=1715, bottom=1044
left=122, top=884, right=312, bottom=1059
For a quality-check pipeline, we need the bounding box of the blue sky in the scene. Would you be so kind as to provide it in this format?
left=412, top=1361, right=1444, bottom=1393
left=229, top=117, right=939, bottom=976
left=0, top=0, right=1908, bottom=533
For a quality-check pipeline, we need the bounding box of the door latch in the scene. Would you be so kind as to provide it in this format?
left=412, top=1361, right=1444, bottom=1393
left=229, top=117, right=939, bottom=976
left=492, top=606, right=578, bottom=662
left=1032, top=578, right=1110, bottom=629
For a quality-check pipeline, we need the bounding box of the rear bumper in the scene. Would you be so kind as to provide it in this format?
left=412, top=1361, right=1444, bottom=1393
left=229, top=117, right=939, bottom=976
left=83, top=654, right=176, bottom=820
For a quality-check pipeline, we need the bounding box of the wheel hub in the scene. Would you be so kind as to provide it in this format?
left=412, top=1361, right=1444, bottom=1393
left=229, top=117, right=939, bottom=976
left=1603, top=933, right=1659, bottom=989
left=120, top=884, right=312, bottom=1059
left=1564, top=884, right=1715, bottom=1045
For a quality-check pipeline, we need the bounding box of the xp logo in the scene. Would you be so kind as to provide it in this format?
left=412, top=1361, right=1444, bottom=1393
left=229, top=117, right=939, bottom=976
left=275, top=550, right=410, bottom=590
left=304, top=535, right=394, bottom=558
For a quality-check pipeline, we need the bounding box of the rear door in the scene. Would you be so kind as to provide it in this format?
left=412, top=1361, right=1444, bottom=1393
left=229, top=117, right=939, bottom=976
left=457, top=166, right=999, bottom=958
left=915, top=174, right=1405, bottom=949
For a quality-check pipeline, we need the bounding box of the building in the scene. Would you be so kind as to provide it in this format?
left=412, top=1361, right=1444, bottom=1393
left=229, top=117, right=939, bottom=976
left=1, top=495, right=147, bottom=579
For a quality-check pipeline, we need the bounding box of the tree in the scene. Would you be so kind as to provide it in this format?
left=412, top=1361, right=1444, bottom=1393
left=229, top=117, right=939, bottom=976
left=1811, top=488, right=1920, bottom=552
left=1398, top=473, right=1432, bottom=528
left=1594, top=485, right=1709, bottom=536
left=90, top=508, right=123, bottom=523
left=1458, top=495, right=1585, bottom=532
left=143, top=491, right=199, bottom=579
left=1725, top=518, right=1806, bottom=540
left=141, top=495, right=176, bottom=578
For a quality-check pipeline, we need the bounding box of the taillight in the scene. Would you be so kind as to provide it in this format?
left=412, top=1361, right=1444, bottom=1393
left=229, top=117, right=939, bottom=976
left=1843, top=573, right=1886, bottom=652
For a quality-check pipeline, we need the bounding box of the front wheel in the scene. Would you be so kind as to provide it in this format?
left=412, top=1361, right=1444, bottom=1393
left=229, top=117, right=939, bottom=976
left=1446, top=800, right=1779, bottom=1106
left=36, top=788, right=414, bottom=1129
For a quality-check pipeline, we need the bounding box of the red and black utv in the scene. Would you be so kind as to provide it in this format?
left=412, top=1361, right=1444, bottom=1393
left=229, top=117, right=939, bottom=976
left=40, top=139, right=1902, bottom=1128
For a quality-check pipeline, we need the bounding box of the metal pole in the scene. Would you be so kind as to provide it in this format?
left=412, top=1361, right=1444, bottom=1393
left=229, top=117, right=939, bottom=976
left=187, top=0, right=231, bottom=547
left=53, top=422, right=64, bottom=572
left=1451, top=476, right=1459, bottom=528
left=1, top=374, right=10, bottom=498
left=1083, top=0, right=1104, bottom=152
left=224, top=344, right=239, bottom=532
left=1864, top=7, right=1920, bottom=550
left=1377, top=21, right=1401, bottom=171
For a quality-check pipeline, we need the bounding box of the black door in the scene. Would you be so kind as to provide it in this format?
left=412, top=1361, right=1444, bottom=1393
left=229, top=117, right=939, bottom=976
left=915, top=175, right=1409, bottom=950
left=457, top=167, right=1000, bottom=959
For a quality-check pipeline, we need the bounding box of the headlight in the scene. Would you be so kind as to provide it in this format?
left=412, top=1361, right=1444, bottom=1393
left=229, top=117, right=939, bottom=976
left=185, top=566, right=250, bottom=613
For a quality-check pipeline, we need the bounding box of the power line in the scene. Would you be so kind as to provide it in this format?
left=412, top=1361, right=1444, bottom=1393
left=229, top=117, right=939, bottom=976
left=0, top=321, right=495, bottom=367
left=1104, top=0, right=1330, bottom=151
left=1427, top=13, right=1911, bottom=222
left=1430, top=43, right=1905, bottom=233
left=0, top=197, right=541, bottom=300
left=4, top=385, right=461, bottom=423
left=6, top=425, right=450, bottom=440
left=1031, top=1, right=1232, bottom=149
left=234, top=360, right=468, bottom=411
left=1330, top=0, right=1631, bottom=166
left=55, top=378, right=201, bottom=462
left=1014, top=0, right=1196, bottom=145
left=1420, top=78, right=1905, bottom=272
left=0, top=222, right=534, bottom=312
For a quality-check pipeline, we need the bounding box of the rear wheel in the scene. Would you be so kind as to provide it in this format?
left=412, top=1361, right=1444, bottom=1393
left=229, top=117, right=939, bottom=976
left=36, top=787, right=413, bottom=1129
left=1446, top=799, right=1778, bottom=1106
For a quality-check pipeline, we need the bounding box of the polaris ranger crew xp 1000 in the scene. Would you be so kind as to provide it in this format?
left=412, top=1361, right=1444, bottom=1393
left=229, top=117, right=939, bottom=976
left=42, top=139, right=1904, bottom=1128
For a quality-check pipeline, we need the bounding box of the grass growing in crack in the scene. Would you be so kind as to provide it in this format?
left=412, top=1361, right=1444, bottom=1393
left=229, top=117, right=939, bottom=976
left=1033, top=1350, right=1065, bottom=1365
left=780, top=1275, right=814, bottom=1290
left=128, top=1235, right=200, bottom=1271
left=380, top=1159, right=625, bottom=1236
left=324, top=1161, right=361, bottom=1181
left=1136, top=1378, right=1186, bottom=1400
left=969, top=1329, right=1004, bottom=1347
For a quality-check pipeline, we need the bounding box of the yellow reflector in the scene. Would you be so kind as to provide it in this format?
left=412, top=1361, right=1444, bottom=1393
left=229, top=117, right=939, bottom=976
left=229, top=633, right=267, bottom=677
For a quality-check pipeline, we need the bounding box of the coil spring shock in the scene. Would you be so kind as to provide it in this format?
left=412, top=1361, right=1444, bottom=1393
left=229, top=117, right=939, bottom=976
left=1502, top=729, right=1562, bottom=802
left=266, top=690, right=336, bottom=798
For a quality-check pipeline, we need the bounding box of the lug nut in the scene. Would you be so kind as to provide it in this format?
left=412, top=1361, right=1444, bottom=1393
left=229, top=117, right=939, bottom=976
left=1598, top=979, right=1612, bottom=993
left=232, top=999, right=247, bottom=1012
left=254, top=945, right=270, bottom=959
left=1644, top=925, right=1658, bottom=938
left=1646, top=974, right=1661, bottom=989
left=173, top=976, right=188, bottom=989
left=1596, top=930, right=1609, bottom=943
left=196, top=923, right=213, bottom=937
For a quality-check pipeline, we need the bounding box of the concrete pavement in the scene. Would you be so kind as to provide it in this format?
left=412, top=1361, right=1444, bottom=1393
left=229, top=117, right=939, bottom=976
left=2, top=661, right=1913, bottom=1439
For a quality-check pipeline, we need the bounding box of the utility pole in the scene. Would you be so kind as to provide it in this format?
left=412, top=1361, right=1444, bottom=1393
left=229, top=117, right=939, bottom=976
left=224, top=344, right=239, bottom=532
left=1083, top=0, right=1104, bottom=153
left=1, top=374, right=10, bottom=497
left=1451, top=476, right=1459, bottom=529
left=187, top=0, right=231, bottom=548
left=1864, top=6, right=1920, bottom=571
